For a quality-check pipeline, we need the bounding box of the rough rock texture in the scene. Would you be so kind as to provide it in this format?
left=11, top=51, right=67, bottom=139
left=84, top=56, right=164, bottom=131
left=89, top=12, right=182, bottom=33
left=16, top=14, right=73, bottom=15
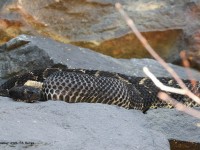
left=1, top=34, right=200, bottom=84
left=0, top=98, right=169, bottom=150
left=0, top=35, right=200, bottom=149
left=0, top=0, right=200, bottom=63
left=145, top=108, right=200, bottom=143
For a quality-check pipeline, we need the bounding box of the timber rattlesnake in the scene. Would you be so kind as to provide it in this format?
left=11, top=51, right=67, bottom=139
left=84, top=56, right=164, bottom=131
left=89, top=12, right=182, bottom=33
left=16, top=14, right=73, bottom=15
left=0, top=67, right=199, bottom=113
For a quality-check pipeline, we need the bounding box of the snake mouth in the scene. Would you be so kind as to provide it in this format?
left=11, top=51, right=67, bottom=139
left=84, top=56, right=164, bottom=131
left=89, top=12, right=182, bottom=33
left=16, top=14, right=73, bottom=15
left=9, top=86, right=41, bottom=102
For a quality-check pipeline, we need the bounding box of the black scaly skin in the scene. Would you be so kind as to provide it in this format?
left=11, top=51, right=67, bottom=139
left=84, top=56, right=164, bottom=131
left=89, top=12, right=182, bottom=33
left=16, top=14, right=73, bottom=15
left=0, top=67, right=199, bottom=113
left=128, top=77, right=200, bottom=108
left=42, top=71, right=151, bottom=111
left=0, top=68, right=61, bottom=97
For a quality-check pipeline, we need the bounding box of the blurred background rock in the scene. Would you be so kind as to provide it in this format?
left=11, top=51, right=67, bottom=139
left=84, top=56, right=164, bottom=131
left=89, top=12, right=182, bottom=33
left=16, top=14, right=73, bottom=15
left=0, top=0, right=200, bottom=70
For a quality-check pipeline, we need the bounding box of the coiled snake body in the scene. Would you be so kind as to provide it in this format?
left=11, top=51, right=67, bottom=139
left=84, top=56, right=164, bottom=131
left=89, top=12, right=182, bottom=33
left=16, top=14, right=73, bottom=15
left=0, top=67, right=199, bottom=113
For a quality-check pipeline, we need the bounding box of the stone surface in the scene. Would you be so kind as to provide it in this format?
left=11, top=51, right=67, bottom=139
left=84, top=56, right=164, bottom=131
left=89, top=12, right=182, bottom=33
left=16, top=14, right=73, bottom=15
left=0, top=35, right=200, bottom=149
left=0, top=97, right=169, bottom=150
left=73, top=29, right=184, bottom=62
left=0, top=0, right=200, bottom=63
left=145, top=107, right=200, bottom=143
left=1, top=34, right=200, bottom=83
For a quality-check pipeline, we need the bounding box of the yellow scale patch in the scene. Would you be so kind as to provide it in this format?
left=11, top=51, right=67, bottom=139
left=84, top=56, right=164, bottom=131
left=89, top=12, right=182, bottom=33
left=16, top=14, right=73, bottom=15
left=24, top=80, right=43, bottom=89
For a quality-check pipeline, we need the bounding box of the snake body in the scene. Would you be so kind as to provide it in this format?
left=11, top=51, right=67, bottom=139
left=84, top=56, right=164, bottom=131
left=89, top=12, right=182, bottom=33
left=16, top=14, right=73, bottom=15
left=0, top=67, right=199, bottom=113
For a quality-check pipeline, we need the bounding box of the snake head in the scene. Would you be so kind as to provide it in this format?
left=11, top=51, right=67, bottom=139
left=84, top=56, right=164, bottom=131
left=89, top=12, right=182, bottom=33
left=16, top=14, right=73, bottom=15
left=9, top=86, right=41, bottom=103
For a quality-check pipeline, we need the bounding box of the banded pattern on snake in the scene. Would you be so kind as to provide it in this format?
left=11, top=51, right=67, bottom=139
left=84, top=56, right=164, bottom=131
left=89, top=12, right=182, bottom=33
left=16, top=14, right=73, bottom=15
left=0, top=67, right=199, bottom=113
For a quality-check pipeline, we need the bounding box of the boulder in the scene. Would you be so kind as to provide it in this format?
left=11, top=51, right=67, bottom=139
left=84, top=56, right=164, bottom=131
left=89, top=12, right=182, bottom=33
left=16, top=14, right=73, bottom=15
left=145, top=107, right=200, bottom=143
left=1, top=0, right=200, bottom=63
left=1, top=34, right=200, bottom=83
left=0, top=98, right=170, bottom=150
left=0, top=35, right=200, bottom=149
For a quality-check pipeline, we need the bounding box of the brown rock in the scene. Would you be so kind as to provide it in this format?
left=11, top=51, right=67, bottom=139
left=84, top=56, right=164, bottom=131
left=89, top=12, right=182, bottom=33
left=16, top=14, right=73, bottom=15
left=185, top=3, right=200, bottom=70
left=187, top=30, right=200, bottom=70
left=0, top=0, right=200, bottom=63
left=72, top=29, right=183, bottom=61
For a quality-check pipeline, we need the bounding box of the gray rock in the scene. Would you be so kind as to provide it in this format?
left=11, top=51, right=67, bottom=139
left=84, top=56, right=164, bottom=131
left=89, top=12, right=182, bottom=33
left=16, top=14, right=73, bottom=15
left=0, top=35, right=200, bottom=148
left=145, top=107, right=200, bottom=143
left=1, top=34, right=200, bottom=82
left=0, top=97, right=169, bottom=150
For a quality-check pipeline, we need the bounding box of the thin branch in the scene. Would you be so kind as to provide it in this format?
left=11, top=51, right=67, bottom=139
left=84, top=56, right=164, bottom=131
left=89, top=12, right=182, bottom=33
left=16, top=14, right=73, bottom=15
left=158, top=92, right=200, bottom=119
left=115, top=3, right=200, bottom=105
left=144, top=66, right=200, bottom=119
left=143, top=67, right=186, bottom=95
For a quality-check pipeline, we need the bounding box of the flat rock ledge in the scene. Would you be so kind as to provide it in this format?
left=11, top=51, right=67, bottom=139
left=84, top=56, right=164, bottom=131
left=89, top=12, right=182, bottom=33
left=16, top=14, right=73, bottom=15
left=0, top=97, right=169, bottom=150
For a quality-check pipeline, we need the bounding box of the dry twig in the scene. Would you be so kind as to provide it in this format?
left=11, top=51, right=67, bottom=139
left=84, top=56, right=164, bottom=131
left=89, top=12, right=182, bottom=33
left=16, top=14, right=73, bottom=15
left=144, top=67, right=200, bottom=118
left=158, top=92, right=200, bottom=119
left=115, top=3, right=200, bottom=105
left=143, top=67, right=186, bottom=95
left=116, top=3, right=200, bottom=118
